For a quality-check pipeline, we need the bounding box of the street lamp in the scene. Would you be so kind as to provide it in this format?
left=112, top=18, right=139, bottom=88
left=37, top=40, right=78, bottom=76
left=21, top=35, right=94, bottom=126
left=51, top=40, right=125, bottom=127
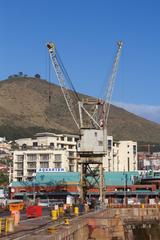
left=32, top=173, right=36, bottom=204
left=123, top=172, right=128, bottom=206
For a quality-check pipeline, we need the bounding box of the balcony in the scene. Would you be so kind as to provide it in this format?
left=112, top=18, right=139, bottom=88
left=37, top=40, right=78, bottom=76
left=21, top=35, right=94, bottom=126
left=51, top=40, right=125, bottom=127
left=27, top=167, right=36, bottom=170
left=16, top=171, right=23, bottom=177
left=15, top=167, right=23, bottom=170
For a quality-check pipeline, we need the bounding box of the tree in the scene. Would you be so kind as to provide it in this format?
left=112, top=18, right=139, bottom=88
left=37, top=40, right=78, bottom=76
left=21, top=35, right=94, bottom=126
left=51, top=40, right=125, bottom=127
left=34, top=74, right=41, bottom=78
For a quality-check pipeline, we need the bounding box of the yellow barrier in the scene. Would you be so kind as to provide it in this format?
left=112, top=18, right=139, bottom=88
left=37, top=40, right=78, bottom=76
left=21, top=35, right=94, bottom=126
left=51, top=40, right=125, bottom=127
left=74, top=207, right=79, bottom=216
left=0, top=217, right=14, bottom=235
left=6, top=218, right=14, bottom=233
left=51, top=210, right=58, bottom=221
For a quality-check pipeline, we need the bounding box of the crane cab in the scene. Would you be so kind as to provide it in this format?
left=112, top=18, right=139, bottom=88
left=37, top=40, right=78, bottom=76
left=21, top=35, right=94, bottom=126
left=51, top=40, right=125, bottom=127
left=78, top=129, right=105, bottom=155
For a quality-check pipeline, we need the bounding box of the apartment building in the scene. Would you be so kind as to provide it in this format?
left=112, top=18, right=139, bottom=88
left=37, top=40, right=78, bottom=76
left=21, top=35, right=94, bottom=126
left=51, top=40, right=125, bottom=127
left=114, top=141, right=137, bottom=172
left=13, top=132, right=79, bottom=181
left=103, top=140, right=137, bottom=172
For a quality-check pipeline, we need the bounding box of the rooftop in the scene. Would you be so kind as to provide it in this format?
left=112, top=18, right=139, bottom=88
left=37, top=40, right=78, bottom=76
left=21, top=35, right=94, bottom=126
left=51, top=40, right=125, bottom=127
left=11, top=171, right=140, bottom=187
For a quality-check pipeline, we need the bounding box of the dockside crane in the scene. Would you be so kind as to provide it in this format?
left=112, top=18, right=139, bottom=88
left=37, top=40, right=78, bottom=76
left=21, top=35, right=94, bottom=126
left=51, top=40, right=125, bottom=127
left=47, top=41, right=123, bottom=203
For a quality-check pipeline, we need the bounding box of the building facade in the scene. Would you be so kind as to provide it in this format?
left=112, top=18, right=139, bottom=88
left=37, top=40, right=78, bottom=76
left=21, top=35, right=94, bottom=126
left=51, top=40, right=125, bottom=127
left=12, top=132, right=138, bottom=181
left=138, top=152, right=160, bottom=171
left=13, top=132, right=79, bottom=181
left=116, top=141, right=137, bottom=172
left=104, top=140, right=137, bottom=172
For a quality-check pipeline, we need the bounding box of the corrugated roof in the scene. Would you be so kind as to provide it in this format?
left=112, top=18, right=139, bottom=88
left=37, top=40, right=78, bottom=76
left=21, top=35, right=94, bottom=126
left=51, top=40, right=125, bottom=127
left=11, top=172, right=80, bottom=187
left=104, top=171, right=140, bottom=186
left=11, top=171, right=140, bottom=187
left=36, top=172, right=80, bottom=184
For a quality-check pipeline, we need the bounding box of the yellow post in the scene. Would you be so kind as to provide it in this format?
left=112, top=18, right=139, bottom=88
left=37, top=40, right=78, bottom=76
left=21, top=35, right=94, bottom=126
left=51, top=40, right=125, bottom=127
left=56, top=209, right=59, bottom=217
left=74, top=207, right=79, bottom=216
left=5, top=218, right=9, bottom=234
left=0, top=218, right=2, bottom=234
left=51, top=210, right=57, bottom=221
left=141, top=204, right=144, bottom=209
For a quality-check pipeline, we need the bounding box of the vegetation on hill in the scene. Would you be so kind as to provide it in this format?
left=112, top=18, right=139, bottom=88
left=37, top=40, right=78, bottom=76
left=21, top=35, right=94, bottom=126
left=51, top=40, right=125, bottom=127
left=0, top=76, right=160, bottom=143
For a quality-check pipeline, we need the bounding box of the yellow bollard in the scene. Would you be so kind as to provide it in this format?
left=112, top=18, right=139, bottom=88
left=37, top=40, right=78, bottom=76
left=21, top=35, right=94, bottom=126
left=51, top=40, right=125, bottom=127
left=64, top=218, right=69, bottom=225
left=59, top=207, right=64, bottom=216
left=74, top=207, right=79, bottom=216
left=6, top=218, right=14, bottom=233
left=47, top=226, right=57, bottom=233
left=51, top=210, right=58, bottom=221
left=141, top=204, right=144, bottom=209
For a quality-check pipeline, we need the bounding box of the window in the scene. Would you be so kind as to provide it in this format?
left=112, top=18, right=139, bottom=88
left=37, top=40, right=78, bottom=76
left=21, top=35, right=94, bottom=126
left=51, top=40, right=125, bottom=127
left=17, top=155, right=24, bottom=161
left=16, top=163, right=23, bottom=169
left=128, top=157, right=130, bottom=171
left=40, top=154, right=49, bottom=161
left=69, top=159, right=74, bottom=164
left=69, top=165, right=74, bottom=172
left=27, top=154, right=37, bottom=161
left=55, top=154, right=61, bottom=161
left=22, top=144, right=27, bottom=150
left=61, top=137, right=64, bottom=141
left=50, top=142, right=54, bottom=148
left=17, top=171, right=23, bottom=176
left=33, top=142, right=38, bottom=147
left=67, top=137, right=72, bottom=142
left=27, top=170, right=36, bottom=176
left=68, top=152, right=74, bottom=157
left=55, top=162, right=61, bottom=168
left=27, top=163, right=36, bottom=168
left=133, top=145, right=137, bottom=155
left=68, top=145, right=73, bottom=149
left=40, top=162, right=49, bottom=168
left=108, top=140, right=112, bottom=149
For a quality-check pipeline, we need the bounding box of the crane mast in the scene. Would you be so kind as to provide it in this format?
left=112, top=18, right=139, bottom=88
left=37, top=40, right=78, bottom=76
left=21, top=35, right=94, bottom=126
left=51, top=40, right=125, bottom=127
left=103, top=41, right=123, bottom=127
left=103, top=41, right=123, bottom=154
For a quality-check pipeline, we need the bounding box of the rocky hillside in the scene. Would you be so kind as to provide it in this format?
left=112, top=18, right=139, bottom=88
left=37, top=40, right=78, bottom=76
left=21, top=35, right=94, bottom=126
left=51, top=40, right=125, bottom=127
left=0, top=77, right=160, bottom=143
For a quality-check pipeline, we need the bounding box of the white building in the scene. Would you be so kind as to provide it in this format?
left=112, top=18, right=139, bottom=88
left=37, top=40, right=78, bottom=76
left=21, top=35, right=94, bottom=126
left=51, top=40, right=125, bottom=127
left=13, top=132, right=79, bottom=181
left=103, top=140, right=137, bottom=172
left=112, top=141, right=137, bottom=172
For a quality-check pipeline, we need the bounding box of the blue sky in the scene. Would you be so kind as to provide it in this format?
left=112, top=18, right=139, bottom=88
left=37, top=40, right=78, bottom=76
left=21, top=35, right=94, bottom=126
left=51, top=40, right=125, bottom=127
left=1, top=0, right=160, bottom=123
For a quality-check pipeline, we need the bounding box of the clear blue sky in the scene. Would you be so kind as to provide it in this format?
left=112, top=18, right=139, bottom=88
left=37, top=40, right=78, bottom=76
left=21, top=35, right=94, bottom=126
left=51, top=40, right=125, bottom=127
left=1, top=0, right=160, bottom=122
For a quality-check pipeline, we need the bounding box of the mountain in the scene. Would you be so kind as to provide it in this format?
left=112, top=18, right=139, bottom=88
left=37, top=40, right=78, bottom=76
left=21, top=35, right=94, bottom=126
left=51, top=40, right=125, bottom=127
left=0, top=76, right=160, bottom=143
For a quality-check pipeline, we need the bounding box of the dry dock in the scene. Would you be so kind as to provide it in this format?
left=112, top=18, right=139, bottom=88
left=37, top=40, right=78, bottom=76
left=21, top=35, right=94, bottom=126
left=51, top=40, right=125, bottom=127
left=2, top=206, right=160, bottom=240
